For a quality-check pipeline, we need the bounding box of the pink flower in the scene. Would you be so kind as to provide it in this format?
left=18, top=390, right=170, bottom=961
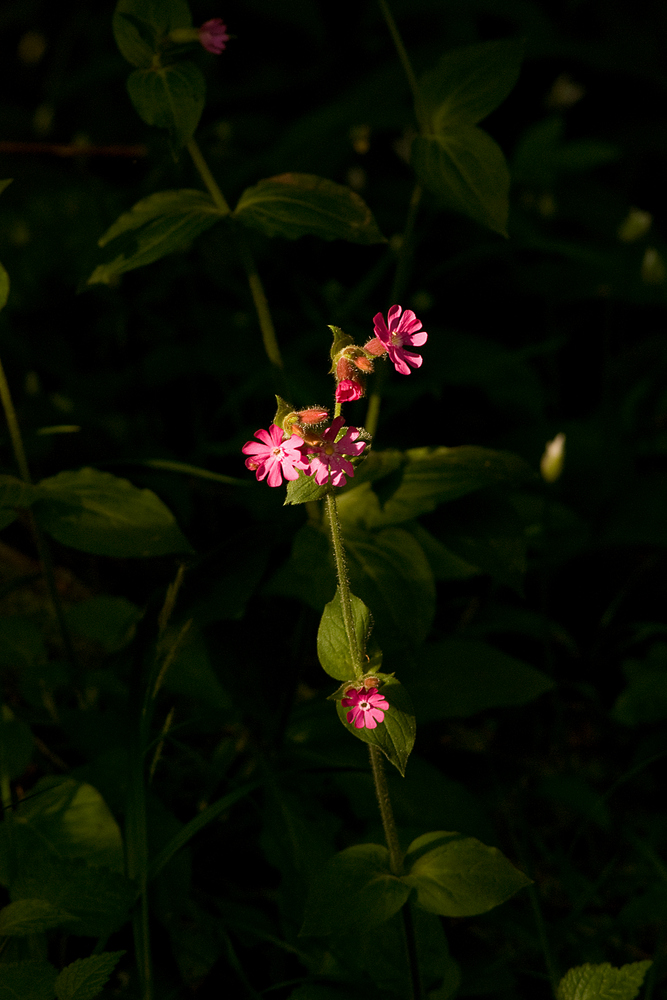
left=370, top=304, right=428, bottom=375
left=335, top=378, right=364, bottom=403
left=305, top=416, right=366, bottom=487
left=242, top=424, right=309, bottom=487
left=198, top=18, right=229, bottom=54
left=341, top=687, right=389, bottom=729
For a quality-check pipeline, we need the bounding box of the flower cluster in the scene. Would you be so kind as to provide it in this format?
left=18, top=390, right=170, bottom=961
left=332, top=304, right=427, bottom=401
left=242, top=415, right=366, bottom=488
left=341, top=686, right=389, bottom=729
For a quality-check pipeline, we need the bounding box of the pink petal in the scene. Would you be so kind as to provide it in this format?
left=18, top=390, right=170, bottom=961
left=364, top=714, right=377, bottom=729
left=254, top=427, right=275, bottom=447
left=386, top=304, right=403, bottom=327
left=409, top=332, right=428, bottom=347
left=242, top=441, right=270, bottom=456
left=265, top=459, right=283, bottom=487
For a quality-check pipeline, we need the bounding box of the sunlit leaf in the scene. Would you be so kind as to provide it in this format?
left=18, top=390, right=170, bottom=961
left=402, top=831, right=531, bottom=916
left=317, top=587, right=372, bottom=680
left=335, top=673, right=416, bottom=776
left=557, top=962, right=652, bottom=1000
left=55, top=951, right=126, bottom=1000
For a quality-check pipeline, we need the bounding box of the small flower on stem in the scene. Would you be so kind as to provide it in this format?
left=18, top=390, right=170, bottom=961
left=198, top=18, right=229, bottom=54
left=242, top=424, right=309, bottom=487
left=341, top=686, right=389, bottom=729
left=367, top=304, right=428, bottom=375
left=336, top=379, right=364, bottom=403
left=305, top=415, right=366, bottom=487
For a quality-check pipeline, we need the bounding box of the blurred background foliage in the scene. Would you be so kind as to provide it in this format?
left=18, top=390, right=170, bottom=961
left=2, top=0, right=667, bottom=997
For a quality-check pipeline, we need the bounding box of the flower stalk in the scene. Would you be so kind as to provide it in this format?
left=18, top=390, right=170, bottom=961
left=325, top=493, right=363, bottom=676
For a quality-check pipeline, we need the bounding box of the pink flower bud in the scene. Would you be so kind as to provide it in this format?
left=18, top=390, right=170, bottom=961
left=353, top=354, right=374, bottom=372
left=336, top=356, right=355, bottom=380
left=336, top=379, right=364, bottom=403
left=296, top=407, right=329, bottom=425
left=198, top=18, right=229, bottom=54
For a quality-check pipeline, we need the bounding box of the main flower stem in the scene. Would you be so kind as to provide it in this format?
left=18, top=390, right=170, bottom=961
left=325, top=493, right=362, bottom=674
left=369, top=745, right=402, bottom=875
left=186, top=138, right=284, bottom=372
left=377, top=0, right=424, bottom=125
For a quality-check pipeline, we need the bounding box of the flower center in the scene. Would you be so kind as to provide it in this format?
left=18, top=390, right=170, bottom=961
left=391, top=333, right=404, bottom=347
left=360, top=700, right=370, bottom=710
left=324, top=443, right=335, bottom=456
left=272, top=446, right=283, bottom=457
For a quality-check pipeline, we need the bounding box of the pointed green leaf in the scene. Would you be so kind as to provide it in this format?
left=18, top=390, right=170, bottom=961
left=113, top=0, right=192, bottom=67
left=234, top=174, right=386, bottom=244
left=301, top=843, right=410, bottom=936
left=126, top=61, right=205, bottom=149
left=317, top=587, right=371, bottom=680
left=329, top=325, right=355, bottom=361
left=411, top=640, right=554, bottom=721
left=0, top=899, right=76, bottom=936
left=55, top=951, right=126, bottom=1000
left=89, top=189, right=223, bottom=284
left=412, top=128, right=510, bottom=236
left=557, top=962, right=652, bottom=1000
left=418, top=39, right=523, bottom=130
left=34, top=467, right=192, bottom=557
left=402, top=831, right=531, bottom=916
left=0, top=961, right=58, bottom=1000
left=335, top=674, right=416, bottom=776
left=284, top=470, right=331, bottom=505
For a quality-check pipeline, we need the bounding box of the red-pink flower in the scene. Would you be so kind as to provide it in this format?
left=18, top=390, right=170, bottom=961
left=198, top=18, right=229, bottom=54
left=305, top=416, right=366, bottom=487
left=341, top=686, right=389, bottom=729
left=242, top=424, right=309, bottom=487
left=370, top=304, right=428, bottom=375
left=336, top=378, right=364, bottom=403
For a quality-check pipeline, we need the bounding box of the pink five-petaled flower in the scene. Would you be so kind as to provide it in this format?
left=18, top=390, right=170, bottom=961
left=369, top=304, right=428, bottom=375
left=341, top=686, right=389, bottom=730
left=242, top=424, right=309, bottom=487
left=306, top=415, right=366, bottom=487
left=198, top=18, right=230, bottom=54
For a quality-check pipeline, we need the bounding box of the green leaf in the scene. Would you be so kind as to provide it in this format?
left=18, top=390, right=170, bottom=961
left=344, top=526, right=435, bottom=652
left=317, top=588, right=372, bottom=681
left=337, top=446, right=533, bottom=529
left=234, top=174, right=386, bottom=244
left=284, top=470, right=331, bottom=505
left=335, top=674, right=416, bottom=776
left=402, top=831, right=531, bottom=916
left=0, top=961, right=58, bottom=1000
left=11, top=857, right=135, bottom=938
left=13, top=776, right=124, bottom=872
left=113, top=0, right=192, bottom=67
left=0, top=898, right=76, bottom=936
left=55, top=951, right=126, bottom=1000
left=411, top=639, right=554, bottom=721
left=419, top=39, right=523, bottom=130
left=126, top=61, right=205, bottom=149
left=89, top=189, right=222, bottom=284
left=0, top=262, right=9, bottom=313
left=34, top=467, right=192, bottom=557
left=412, top=128, right=510, bottom=236
left=557, top=962, right=652, bottom=1000
left=161, top=625, right=232, bottom=713
left=301, top=843, right=410, bottom=936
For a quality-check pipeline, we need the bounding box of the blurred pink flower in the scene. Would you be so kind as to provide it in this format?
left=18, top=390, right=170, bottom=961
left=335, top=378, right=364, bottom=403
left=306, top=416, right=366, bottom=487
left=371, top=304, right=427, bottom=375
left=198, top=18, right=229, bottom=54
left=341, top=686, right=389, bottom=729
left=242, top=424, right=309, bottom=487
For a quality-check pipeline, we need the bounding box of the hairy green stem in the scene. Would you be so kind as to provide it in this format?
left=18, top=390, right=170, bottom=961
left=325, top=493, right=362, bottom=674
left=368, top=745, right=402, bottom=874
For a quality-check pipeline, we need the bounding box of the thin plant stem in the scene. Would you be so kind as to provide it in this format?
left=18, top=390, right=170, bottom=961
left=239, top=234, right=285, bottom=371
left=0, top=355, right=79, bottom=675
left=324, top=493, right=362, bottom=675
left=186, top=137, right=284, bottom=371
left=401, top=900, right=424, bottom=1000
left=377, top=0, right=424, bottom=124
left=186, top=137, right=230, bottom=214
left=368, top=745, right=402, bottom=874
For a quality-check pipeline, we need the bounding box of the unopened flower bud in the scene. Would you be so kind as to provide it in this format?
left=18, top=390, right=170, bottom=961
left=540, top=433, right=566, bottom=483
left=336, top=356, right=355, bottom=381
left=353, top=355, right=374, bottom=373
left=295, top=407, right=329, bottom=425
left=336, top=379, right=364, bottom=403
